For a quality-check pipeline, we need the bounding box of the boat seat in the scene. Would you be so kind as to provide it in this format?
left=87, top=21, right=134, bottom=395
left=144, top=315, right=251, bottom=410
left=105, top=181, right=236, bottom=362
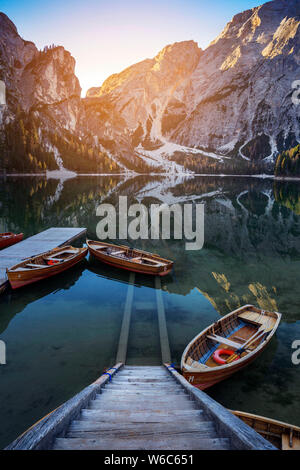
left=206, top=334, right=245, bottom=350
left=130, top=257, right=142, bottom=262
left=43, top=257, right=65, bottom=264
left=231, top=335, right=246, bottom=343
left=111, top=250, right=125, bottom=256
left=26, top=263, right=49, bottom=268
left=142, top=257, right=162, bottom=266
left=238, top=311, right=264, bottom=325
left=186, top=357, right=209, bottom=370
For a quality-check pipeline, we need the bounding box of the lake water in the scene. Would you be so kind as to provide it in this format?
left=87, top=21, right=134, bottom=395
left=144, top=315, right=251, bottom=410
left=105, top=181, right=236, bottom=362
left=0, top=174, right=300, bottom=448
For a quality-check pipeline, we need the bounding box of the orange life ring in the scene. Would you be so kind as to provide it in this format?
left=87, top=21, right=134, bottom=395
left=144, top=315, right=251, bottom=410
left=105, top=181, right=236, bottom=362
left=213, top=348, right=237, bottom=365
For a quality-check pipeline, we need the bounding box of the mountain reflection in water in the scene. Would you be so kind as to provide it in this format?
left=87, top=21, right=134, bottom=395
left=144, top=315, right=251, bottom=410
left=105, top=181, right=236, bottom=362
left=0, top=174, right=300, bottom=448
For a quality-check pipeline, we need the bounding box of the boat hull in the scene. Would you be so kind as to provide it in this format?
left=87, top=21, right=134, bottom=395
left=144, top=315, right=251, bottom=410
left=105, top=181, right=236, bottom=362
left=7, top=248, right=87, bottom=289
left=183, top=344, right=267, bottom=390
left=0, top=233, right=23, bottom=249
left=88, top=241, right=173, bottom=276
left=90, top=254, right=172, bottom=276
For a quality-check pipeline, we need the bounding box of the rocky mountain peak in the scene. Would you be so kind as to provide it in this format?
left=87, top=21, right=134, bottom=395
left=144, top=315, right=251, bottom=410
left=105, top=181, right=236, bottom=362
left=168, top=0, right=300, bottom=162
left=23, top=46, right=81, bottom=109
left=152, top=40, right=201, bottom=71
left=1, top=0, right=300, bottom=175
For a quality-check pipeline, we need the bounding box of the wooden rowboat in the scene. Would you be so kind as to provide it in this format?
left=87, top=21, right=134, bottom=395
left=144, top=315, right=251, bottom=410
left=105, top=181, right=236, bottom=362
left=0, top=232, right=23, bottom=249
left=231, top=410, right=300, bottom=450
left=181, top=305, right=281, bottom=390
left=7, top=245, right=88, bottom=289
left=87, top=240, right=173, bottom=276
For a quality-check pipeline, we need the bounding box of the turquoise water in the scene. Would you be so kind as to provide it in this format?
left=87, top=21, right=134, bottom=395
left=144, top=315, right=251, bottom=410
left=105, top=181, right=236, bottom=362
left=0, top=175, right=300, bottom=448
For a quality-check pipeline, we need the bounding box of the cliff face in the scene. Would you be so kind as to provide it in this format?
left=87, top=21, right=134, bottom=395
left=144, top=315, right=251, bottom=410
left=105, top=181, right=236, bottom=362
left=0, top=14, right=82, bottom=130
left=168, top=0, right=300, bottom=161
left=84, top=40, right=202, bottom=171
left=0, top=13, right=119, bottom=173
left=85, top=0, right=300, bottom=169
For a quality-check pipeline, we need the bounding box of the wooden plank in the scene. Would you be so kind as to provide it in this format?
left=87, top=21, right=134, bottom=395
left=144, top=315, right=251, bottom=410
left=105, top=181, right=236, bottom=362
left=94, top=391, right=190, bottom=401
left=53, top=436, right=231, bottom=450
left=80, top=409, right=205, bottom=423
left=206, top=334, right=245, bottom=349
left=100, top=389, right=185, bottom=396
left=123, top=366, right=163, bottom=370
left=66, top=421, right=217, bottom=438
left=107, top=384, right=184, bottom=391
left=89, top=400, right=196, bottom=411
left=111, top=377, right=174, bottom=383
left=164, top=364, right=277, bottom=450
left=68, top=420, right=211, bottom=433
left=0, top=227, right=86, bottom=292
left=116, top=272, right=135, bottom=363
left=155, top=276, right=171, bottom=364
left=5, top=363, right=123, bottom=450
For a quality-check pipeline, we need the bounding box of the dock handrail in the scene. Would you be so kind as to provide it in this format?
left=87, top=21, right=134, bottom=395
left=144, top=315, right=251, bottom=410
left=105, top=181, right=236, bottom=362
left=5, top=363, right=124, bottom=450
left=164, top=363, right=277, bottom=451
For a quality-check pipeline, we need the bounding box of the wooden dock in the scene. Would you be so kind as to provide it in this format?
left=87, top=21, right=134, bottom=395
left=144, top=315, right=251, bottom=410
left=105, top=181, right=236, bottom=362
left=0, top=227, right=86, bottom=293
left=6, top=363, right=276, bottom=450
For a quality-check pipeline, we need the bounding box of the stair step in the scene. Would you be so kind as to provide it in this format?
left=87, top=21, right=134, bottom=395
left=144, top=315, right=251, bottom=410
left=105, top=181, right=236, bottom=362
left=66, top=421, right=216, bottom=438
left=53, top=436, right=231, bottom=450
left=99, top=390, right=186, bottom=397
left=93, top=394, right=193, bottom=404
left=123, top=366, right=164, bottom=370
left=117, top=374, right=169, bottom=379
left=80, top=409, right=205, bottom=423
left=118, top=370, right=169, bottom=375
left=88, top=400, right=196, bottom=411
left=106, top=384, right=183, bottom=391
left=103, top=380, right=184, bottom=390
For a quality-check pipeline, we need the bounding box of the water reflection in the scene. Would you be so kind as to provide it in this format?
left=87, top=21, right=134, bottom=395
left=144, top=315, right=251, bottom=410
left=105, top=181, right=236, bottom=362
left=0, top=174, right=300, bottom=447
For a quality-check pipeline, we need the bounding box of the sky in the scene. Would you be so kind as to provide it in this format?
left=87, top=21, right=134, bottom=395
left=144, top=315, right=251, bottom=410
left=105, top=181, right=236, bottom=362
left=0, top=0, right=266, bottom=96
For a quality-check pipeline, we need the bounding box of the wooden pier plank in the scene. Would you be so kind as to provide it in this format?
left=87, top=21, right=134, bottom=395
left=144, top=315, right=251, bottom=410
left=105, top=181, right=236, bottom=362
left=53, top=436, right=232, bottom=450
left=155, top=276, right=171, bottom=364
left=6, top=364, right=276, bottom=450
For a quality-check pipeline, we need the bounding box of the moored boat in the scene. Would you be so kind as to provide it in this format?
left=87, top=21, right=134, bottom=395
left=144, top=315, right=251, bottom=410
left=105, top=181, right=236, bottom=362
left=231, top=410, right=300, bottom=450
left=7, top=245, right=88, bottom=289
left=0, top=232, right=23, bottom=249
left=87, top=240, right=173, bottom=276
left=181, top=304, right=281, bottom=390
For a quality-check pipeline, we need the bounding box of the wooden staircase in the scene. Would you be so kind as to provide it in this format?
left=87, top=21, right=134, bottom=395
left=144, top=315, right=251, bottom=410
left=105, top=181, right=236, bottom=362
left=52, top=365, right=231, bottom=450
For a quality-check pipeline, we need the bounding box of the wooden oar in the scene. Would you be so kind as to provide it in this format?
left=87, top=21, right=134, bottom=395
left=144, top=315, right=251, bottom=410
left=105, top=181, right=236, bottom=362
left=226, top=317, right=273, bottom=363
left=234, top=311, right=271, bottom=350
